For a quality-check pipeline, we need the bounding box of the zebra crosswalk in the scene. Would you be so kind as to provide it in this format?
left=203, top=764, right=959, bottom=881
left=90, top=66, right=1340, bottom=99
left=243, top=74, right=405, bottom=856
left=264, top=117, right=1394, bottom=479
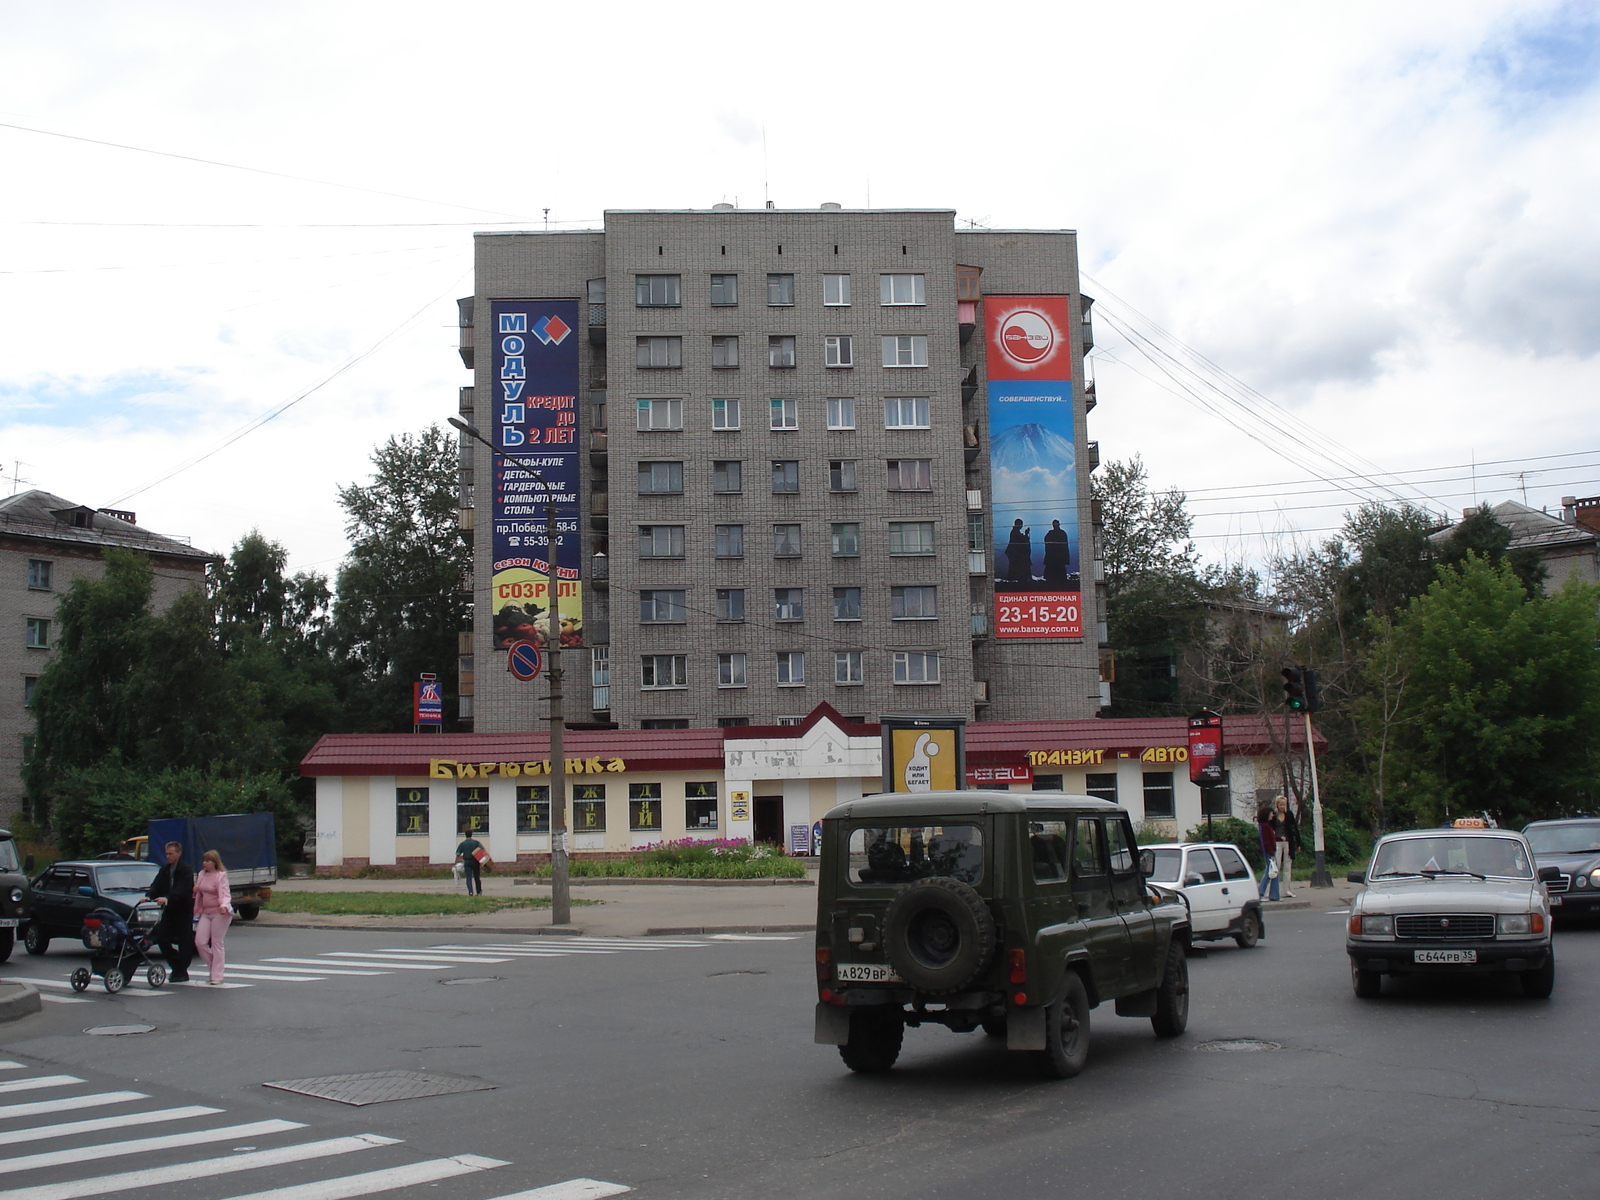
left=0, top=1060, right=629, bottom=1200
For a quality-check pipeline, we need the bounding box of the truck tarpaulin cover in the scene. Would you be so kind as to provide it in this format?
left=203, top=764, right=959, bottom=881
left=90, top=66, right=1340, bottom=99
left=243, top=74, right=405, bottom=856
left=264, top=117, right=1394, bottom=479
left=148, top=814, right=276, bottom=874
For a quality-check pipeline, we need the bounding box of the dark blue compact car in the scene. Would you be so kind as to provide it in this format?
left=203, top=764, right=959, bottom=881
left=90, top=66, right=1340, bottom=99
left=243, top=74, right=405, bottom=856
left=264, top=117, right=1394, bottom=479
left=23, top=859, right=160, bottom=955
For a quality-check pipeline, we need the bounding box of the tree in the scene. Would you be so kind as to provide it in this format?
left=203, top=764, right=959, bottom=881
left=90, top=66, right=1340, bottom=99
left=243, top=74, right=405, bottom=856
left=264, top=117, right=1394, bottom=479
left=331, top=425, right=470, bottom=730
left=1437, top=505, right=1546, bottom=598
left=1374, top=556, right=1600, bottom=827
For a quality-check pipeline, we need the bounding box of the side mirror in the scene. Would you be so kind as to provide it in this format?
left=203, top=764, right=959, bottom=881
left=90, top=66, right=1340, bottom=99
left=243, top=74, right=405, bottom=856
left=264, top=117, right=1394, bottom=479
left=23, top=854, right=33, bottom=873
left=78, top=885, right=95, bottom=897
left=1184, top=873, right=1204, bottom=887
left=1138, top=849, right=1156, bottom=879
left=1346, top=870, right=1366, bottom=884
left=1536, top=865, right=1562, bottom=883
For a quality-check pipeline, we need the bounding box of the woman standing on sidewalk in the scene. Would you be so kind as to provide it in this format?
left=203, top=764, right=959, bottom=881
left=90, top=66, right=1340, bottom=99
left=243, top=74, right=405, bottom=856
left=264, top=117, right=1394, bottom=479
left=192, top=850, right=235, bottom=985
left=1272, top=795, right=1301, bottom=899
left=1256, top=804, right=1281, bottom=902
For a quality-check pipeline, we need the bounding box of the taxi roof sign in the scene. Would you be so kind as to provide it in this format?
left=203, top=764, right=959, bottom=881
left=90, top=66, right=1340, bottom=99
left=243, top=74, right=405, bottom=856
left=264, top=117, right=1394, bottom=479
left=1452, top=817, right=1490, bottom=829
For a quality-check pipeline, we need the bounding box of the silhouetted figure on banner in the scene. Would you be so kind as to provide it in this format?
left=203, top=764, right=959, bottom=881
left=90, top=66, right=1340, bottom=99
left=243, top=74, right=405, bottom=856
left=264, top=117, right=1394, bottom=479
left=1041, top=520, right=1070, bottom=583
left=1004, top=520, right=1032, bottom=584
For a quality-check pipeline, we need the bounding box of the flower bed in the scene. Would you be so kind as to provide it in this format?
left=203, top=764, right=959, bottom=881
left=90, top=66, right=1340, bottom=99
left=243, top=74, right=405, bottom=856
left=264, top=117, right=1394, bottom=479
left=529, top=838, right=808, bottom=880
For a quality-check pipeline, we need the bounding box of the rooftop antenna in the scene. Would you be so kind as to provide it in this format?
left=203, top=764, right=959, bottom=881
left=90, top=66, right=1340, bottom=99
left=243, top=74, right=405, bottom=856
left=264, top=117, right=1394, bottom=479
left=762, top=125, right=769, bottom=207
left=5, top=460, right=30, bottom=495
left=543, top=208, right=550, bottom=230
left=1511, top=471, right=1528, bottom=504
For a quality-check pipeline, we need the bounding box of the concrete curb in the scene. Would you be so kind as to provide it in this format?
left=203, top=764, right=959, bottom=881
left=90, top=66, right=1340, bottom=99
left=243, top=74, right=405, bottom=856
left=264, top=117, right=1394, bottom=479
left=0, top=982, right=41, bottom=1023
left=647, top=924, right=815, bottom=936
left=511, top=877, right=814, bottom=888
left=255, top=922, right=593, bottom=935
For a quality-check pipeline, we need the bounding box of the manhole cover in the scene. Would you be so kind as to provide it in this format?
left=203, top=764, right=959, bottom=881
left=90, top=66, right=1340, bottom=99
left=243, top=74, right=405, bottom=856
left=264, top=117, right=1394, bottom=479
left=85, top=1024, right=155, bottom=1037
left=263, top=1071, right=496, bottom=1106
left=440, top=977, right=499, bottom=986
left=1194, top=1038, right=1282, bottom=1053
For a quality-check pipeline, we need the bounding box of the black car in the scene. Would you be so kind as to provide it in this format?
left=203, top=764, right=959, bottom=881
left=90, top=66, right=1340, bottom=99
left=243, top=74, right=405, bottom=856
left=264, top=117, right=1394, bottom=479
left=1524, top=819, right=1600, bottom=920
left=23, top=859, right=160, bottom=956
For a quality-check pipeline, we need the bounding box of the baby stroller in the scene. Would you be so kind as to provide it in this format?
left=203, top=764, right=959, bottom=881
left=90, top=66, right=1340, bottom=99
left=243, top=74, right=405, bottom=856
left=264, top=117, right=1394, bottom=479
left=70, top=902, right=168, bottom=994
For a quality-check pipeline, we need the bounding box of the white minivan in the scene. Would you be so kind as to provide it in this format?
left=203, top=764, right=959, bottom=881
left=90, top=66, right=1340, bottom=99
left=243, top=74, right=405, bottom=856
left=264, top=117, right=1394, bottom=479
left=1145, top=842, right=1265, bottom=949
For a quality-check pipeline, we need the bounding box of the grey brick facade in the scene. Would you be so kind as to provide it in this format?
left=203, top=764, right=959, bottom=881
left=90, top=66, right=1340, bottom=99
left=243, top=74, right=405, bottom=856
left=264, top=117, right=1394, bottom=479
left=463, top=209, right=1104, bottom=733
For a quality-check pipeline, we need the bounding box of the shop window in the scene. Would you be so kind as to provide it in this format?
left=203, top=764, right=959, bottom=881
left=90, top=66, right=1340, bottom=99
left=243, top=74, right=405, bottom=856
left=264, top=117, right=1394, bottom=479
left=573, top=784, right=607, bottom=832
left=1142, top=772, right=1175, bottom=820
left=1086, top=773, right=1118, bottom=803
left=456, top=787, right=489, bottom=835
left=396, top=787, right=429, bottom=835
left=629, top=783, right=663, bottom=831
left=1032, top=775, right=1064, bottom=792
left=517, top=785, right=550, bottom=833
left=686, top=781, right=719, bottom=831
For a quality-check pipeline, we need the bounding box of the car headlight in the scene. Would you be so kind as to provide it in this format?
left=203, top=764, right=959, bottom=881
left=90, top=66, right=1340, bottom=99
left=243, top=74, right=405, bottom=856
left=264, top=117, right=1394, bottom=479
left=1350, top=914, right=1392, bottom=937
left=6, top=888, right=19, bottom=904
left=1578, top=875, right=1590, bottom=888
left=1590, top=868, right=1600, bottom=887
left=1497, top=913, right=1532, bottom=935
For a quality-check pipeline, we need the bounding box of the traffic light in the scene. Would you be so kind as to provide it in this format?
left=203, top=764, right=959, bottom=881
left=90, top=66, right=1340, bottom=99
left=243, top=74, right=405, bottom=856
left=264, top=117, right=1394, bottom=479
left=1302, top=668, right=1323, bottom=713
left=1282, top=667, right=1324, bottom=712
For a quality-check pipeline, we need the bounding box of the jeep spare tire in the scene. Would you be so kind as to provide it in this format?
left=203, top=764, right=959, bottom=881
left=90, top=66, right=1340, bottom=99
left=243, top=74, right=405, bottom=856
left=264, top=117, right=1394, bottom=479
left=883, top=876, right=996, bottom=994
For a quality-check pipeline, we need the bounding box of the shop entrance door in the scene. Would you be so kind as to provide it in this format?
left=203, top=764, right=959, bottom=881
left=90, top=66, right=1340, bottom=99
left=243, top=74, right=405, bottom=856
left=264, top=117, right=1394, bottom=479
left=753, top=797, right=784, bottom=846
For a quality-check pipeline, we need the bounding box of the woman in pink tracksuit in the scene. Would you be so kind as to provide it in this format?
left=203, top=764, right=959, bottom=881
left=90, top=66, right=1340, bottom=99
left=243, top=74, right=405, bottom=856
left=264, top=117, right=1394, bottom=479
left=192, top=850, right=235, bottom=985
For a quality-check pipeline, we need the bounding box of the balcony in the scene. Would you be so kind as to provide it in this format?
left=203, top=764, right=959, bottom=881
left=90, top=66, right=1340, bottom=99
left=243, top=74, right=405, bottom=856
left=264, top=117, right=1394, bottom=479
left=966, top=488, right=983, bottom=512
left=457, top=297, right=474, bottom=369
left=1083, top=379, right=1096, bottom=413
left=1086, top=440, right=1100, bottom=471
left=590, top=491, right=609, bottom=529
left=590, top=429, right=608, bottom=469
left=973, top=680, right=990, bottom=705
left=961, top=365, right=978, bottom=404
left=457, top=507, right=474, bottom=543
left=1079, top=295, right=1095, bottom=353
left=970, top=605, right=990, bottom=638
left=964, top=423, right=981, bottom=464
left=459, top=386, right=474, bottom=415
left=588, top=302, right=606, bottom=347
left=968, top=550, right=986, bottom=576
left=592, top=685, right=611, bottom=712
left=590, top=551, right=609, bottom=589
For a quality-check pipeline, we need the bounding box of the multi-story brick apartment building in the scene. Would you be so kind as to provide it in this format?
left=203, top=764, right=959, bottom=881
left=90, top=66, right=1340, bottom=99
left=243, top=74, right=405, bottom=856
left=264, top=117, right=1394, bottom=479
left=0, top=490, right=214, bottom=820
left=455, top=206, right=1108, bottom=732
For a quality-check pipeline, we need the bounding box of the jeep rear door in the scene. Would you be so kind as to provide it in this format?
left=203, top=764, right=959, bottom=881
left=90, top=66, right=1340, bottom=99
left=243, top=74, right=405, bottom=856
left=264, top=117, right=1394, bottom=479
left=1108, top=817, right=1161, bottom=992
left=1069, top=816, right=1130, bottom=998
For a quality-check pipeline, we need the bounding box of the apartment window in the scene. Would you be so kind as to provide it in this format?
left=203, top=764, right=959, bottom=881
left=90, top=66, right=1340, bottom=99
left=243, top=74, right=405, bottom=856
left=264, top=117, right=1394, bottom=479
left=829, top=460, right=857, bottom=492
left=573, top=783, right=607, bottom=832
left=638, top=461, right=683, bottom=494
left=768, top=337, right=796, bottom=369
left=823, top=273, right=851, bottom=306
left=714, top=525, right=744, bottom=558
left=833, top=587, right=861, bottom=621
left=715, top=588, right=746, bottom=621
left=967, top=514, right=985, bottom=553
left=777, top=651, right=805, bottom=685
left=636, top=397, right=682, bottom=430
left=775, top=716, right=805, bottom=725
left=718, top=652, right=748, bottom=687
left=712, top=397, right=740, bottom=429
left=889, top=521, right=935, bottom=556
left=26, top=560, right=51, bottom=590
left=639, top=525, right=685, bottom=558
left=711, top=336, right=740, bottom=368
left=716, top=717, right=750, bottom=728
left=635, top=336, right=682, bottom=368
left=1142, top=772, right=1176, bottom=820
left=769, top=397, right=798, bottom=431
left=710, top=274, right=738, bottom=306
left=629, top=783, right=663, bottom=832
left=831, top=523, right=860, bottom=556
left=456, top=787, right=489, bottom=835
left=767, top=273, right=795, bottom=306
left=1085, top=773, right=1119, bottom=803
left=772, top=523, right=802, bottom=556
left=639, top=589, right=687, bottom=623
left=893, top=650, right=941, bottom=684
left=881, top=335, right=929, bottom=367
left=891, top=585, right=938, bottom=620
left=25, top=618, right=49, bottom=649
left=686, top=781, right=719, bottom=830
left=880, top=274, right=927, bottom=305
left=771, top=460, right=800, bottom=493
left=641, top=719, right=691, bottom=729
left=642, top=654, right=689, bottom=689
left=23, top=676, right=39, bottom=707
left=825, top=336, right=853, bottom=367
left=826, top=397, right=855, bottom=429
left=888, top=459, right=932, bottom=490
left=516, top=785, right=550, bottom=833
left=635, top=274, right=681, bottom=306
left=713, top=460, right=743, bottom=493
left=396, top=787, right=430, bottom=835
left=774, top=588, right=804, bottom=621
left=835, top=650, right=864, bottom=684
left=884, top=396, right=930, bottom=429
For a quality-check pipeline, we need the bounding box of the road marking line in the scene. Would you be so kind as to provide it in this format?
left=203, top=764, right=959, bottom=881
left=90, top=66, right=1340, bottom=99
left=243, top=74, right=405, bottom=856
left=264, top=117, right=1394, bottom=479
left=0, top=1105, right=223, bottom=1146
left=0, top=1118, right=304, bottom=1172
left=322, top=952, right=511, bottom=965
left=484, top=1179, right=633, bottom=1200
left=5, top=976, right=90, bottom=991
left=169, top=980, right=253, bottom=989
left=231, top=964, right=387, bottom=977
left=208, top=970, right=326, bottom=982
left=1326, top=909, right=1350, bottom=915
left=426, top=947, right=603, bottom=958
left=40, top=995, right=96, bottom=1005
left=529, top=939, right=704, bottom=947
left=0, top=1063, right=22, bottom=1070
left=708, top=934, right=800, bottom=941
left=264, top=959, right=438, bottom=972
left=0, top=1076, right=82, bottom=1095
left=217, top=1153, right=511, bottom=1200
left=0, top=1132, right=402, bottom=1200
left=0, top=1091, right=149, bottom=1120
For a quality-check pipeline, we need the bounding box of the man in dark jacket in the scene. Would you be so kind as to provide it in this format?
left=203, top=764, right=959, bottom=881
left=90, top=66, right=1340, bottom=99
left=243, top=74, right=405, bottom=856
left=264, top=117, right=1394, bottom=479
left=146, top=841, right=195, bottom=982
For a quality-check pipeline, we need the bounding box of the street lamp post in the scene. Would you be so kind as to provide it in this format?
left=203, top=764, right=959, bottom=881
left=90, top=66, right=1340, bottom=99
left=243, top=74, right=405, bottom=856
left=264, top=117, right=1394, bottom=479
left=449, top=417, right=570, bottom=925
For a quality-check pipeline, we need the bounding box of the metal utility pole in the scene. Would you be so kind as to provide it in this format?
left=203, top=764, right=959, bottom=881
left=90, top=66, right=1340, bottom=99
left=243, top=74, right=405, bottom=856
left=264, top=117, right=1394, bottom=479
left=449, top=418, right=570, bottom=925
left=1304, top=710, right=1331, bottom=888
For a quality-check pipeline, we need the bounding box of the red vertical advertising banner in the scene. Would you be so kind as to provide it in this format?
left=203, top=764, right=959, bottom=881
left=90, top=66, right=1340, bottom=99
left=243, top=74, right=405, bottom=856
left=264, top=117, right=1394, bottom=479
left=1187, top=711, right=1225, bottom=786
left=984, top=296, right=1082, bottom=638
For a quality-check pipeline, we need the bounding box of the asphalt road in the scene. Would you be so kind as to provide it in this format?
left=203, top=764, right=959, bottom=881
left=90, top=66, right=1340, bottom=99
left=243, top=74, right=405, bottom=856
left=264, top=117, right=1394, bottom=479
left=1, top=909, right=1597, bottom=1200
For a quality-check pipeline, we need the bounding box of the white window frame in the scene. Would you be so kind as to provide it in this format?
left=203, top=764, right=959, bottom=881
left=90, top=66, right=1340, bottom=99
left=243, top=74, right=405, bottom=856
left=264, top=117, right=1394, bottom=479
left=635, top=336, right=682, bottom=368
left=776, top=651, right=805, bottom=686
left=823, top=273, right=852, bottom=306
left=770, top=397, right=798, bottom=430
left=831, top=523, right=860, bottom=557
left=635, top=275, right=681, bottom=306
left=711, top=336, right=739, bottom=368
left=825, top=335, right=853, bottom=368
left=712, top=397, right=740, bottom=430
left=639, top=525, right=685, bottom=558
left=891, top=585, right=938, bottom=620
left=881, top=336, right=929, bottom=367
left=642, top=654, right=689, bottom=689
left=637, top=397, right=683, bottom=431
left=884, top=396, right=930, bottom=429
left=826, top=397, right=856, bottom=430
left=834, top=650, right=864, bottom=684
left=893, top=651, right=940, bottom=684
left=879, top=274, right=926, bottom=305
left=774, top=588, right=804, bottom=622
left=889, top=521, right=936, bottom=556
left=718, top=652, right=748, bottom=688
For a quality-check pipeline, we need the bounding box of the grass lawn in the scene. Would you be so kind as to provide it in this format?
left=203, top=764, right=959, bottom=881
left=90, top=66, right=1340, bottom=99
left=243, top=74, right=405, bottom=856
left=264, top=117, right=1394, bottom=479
left=264, top=893, right=598, bottom=916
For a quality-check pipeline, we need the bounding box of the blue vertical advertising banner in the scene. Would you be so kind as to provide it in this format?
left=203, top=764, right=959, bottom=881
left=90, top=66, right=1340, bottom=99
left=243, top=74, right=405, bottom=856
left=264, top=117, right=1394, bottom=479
left=489, top=300, right=583, bottom=651
left=985, top=296, right=1083, bottom=639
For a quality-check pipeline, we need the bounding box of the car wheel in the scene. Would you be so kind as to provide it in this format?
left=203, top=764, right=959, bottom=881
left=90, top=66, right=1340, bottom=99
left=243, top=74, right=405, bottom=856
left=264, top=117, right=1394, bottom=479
left=236, top=906, right=259, bottom=922
left=1351, top=962, right=1382, bottom=999
left=1234, top=910, right=1261, bottom=949
left=23, top=924, right=49, bottom=956
left=103, top=967, right=125, bottom=995
left=1151, top=941, right=1190, bottom=1037
left=980, top=1017, right=1007, bottom=1038
left=838, top=1009, right=904, bottom=1073
left=1521, top=951, right=1555, bottom=999
left=1036, top=972, right=1091, bottom=1079
left=882, top=877, right=997, bottom=995
left=0, top=928, right=12, bottom=963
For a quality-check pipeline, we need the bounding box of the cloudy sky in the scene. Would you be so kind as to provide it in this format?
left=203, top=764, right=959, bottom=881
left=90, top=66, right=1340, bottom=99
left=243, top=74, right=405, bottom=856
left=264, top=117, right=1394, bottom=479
left=2, top=1, right=1596, bottom=579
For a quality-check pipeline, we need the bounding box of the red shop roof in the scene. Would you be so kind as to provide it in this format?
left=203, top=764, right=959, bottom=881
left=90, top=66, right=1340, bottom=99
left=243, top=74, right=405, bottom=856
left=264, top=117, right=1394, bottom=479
left=300, top=727, right=727, bottom=777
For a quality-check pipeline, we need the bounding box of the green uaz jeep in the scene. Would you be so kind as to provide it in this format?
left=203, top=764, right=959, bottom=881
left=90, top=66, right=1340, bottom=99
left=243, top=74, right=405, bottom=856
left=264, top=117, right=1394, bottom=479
left=813, top=791, right=1192, bottom=1078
